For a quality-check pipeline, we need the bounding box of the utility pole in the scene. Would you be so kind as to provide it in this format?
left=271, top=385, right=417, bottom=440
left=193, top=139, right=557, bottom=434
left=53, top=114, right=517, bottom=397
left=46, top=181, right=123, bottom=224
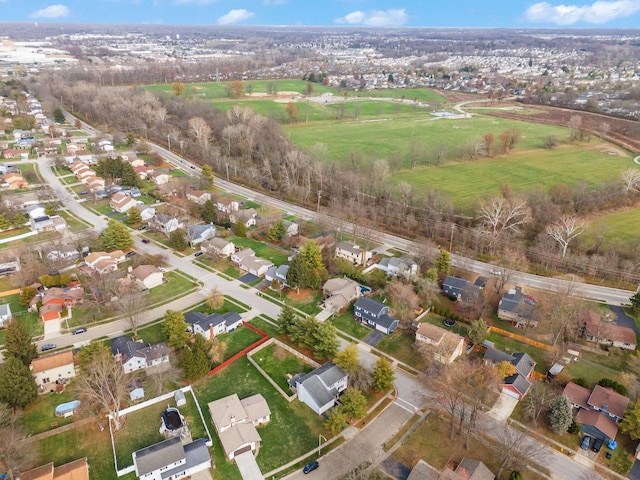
left=225, top=163, right=230, bottom=182
left=449, top=224, right=455, bottom=252
left=167, top=134, right=171, bottom=151
left=318, top=434, right=326, bottom=457
left=316, top=190, right=322, bottom=212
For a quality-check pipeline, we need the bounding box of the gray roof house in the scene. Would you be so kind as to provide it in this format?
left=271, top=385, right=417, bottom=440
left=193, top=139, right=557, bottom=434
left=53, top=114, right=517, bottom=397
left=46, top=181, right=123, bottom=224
left=132, top=436, right=211, bottom=480
left=185, top=311, right=243, bottom=340
left=442, top=276, right=482, bottom=302
left=498, top=286, right=539, bottom=328
left=322, top=277, right=361, bottom=312
left=265, top=265, right=289, bottom=286
left=291, top=362, right=348, bottom=415
left=353, top=296, right=399, bottom=334
left=110, top=336, right=171, bottom=374
left=483, top=347, right=536, bottom=400
left=374, top=256, right=418, bottom=278
left=186, top=223, right=216, bottom=246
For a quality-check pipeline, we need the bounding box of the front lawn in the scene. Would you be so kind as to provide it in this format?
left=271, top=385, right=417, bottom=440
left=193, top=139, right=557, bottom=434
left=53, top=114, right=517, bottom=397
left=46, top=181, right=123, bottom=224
left=195, top=356, right=329, bottom=479
left=144, top=271, right=197, bottom=304
left=329, top=310, right=371, bottom=340
left=376, top=329, right=426, bottom=370
left=250, top=343, right=314, bottom=391
left=229, top=236, right=290, bottom=265
left=0, top=294, right=42, bottom=346
left=216, top=325, right=263, bottom=360
left=137, top=321, right=166, bottom=344
left=58, top=210, right=92, bottom=232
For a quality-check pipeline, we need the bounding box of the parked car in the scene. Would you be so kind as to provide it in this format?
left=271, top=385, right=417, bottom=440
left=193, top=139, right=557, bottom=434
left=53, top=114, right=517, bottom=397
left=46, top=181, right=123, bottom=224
left=194, top=251, right=204, bottom=257
left=158, top=267, right=167, bottom=272
left=40, top=343, right=57, bottom=352
left=142, top=238, right=150, bottom=244
left=125, top=251, right=138, bottom=258
left=580, top=436, right=592, bottom=450
left=72, top=328, right=86, bottom=335
left=137, top=225, right=147, bottom=231
left=489, top=267, right=502, bottom=275
left=303, top=461, right=319, bottom=474
left=592, top=438, right=603, bottom=453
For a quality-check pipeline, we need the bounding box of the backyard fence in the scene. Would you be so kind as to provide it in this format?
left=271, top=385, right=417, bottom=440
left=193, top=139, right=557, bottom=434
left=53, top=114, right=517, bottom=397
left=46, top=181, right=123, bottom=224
left=487, top=326, right=552, bottom=351
left=207, top=321, right=269, bottom=376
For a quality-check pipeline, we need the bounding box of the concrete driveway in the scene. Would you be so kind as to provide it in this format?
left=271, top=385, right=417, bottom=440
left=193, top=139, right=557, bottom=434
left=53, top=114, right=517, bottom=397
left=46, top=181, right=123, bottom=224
left=235, top=451, right=265, bottom=480
left=488, top=392, right=519, bottom=421
left=609, top=305, right=638, bottom=333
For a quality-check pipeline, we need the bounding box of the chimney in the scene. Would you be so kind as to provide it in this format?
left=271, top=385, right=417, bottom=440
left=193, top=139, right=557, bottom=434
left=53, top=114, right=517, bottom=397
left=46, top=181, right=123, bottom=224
left=127, top=266, right=133, bottom=273
left=230, top=415, right=236, bottom=426
left=209, top=323, right=214, bottom=339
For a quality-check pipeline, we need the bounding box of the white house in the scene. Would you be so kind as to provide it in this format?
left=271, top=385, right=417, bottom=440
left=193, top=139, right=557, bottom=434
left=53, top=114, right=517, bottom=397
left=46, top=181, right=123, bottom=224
left=0, top=303, right=11, bottom=327
left=292, top=362, right=348, bottom=415
left=335, top=241, right=372, bottom=266
left=111, top=336, right=171, bottom=374
left=231, top=248, right=273, bottom=276
left=186, top=223, right=216, bottom=246
left=98, top=139, right=114, bottom=152
left=415, top=323, right=465, bottom=364
left=186, top=190, right=212, bottom=205
left=149, top=171, right=171, bottom=185
left=133, top=437, right=211, bottom=480
left=216, top=198, right=239, bottom=214
left=30, top=351, right=76, bottom=391
left=85, top=250, right=125, bottom=274
left=184, top=311, right=243, bottom=340
left=110, top=192, right=138, bottom=213
left=200, top=238, right=235, bottom=258
left=230, top=209, right=257, bottom=228
left=207, top=393, right=271, bottom=460
left=374, top=256, right=418, bottom=279
left=129, top=265, right=164, bottom=290
left=150, top=215, right=184, bottom=235
left=139, top=206, right=156, bottom=222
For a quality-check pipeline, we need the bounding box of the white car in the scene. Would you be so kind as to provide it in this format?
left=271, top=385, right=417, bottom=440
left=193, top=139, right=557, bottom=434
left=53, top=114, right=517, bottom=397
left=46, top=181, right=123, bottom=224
left=489, top=267, right=502, bottom=276
left=158, top=267, right=167, bottom=272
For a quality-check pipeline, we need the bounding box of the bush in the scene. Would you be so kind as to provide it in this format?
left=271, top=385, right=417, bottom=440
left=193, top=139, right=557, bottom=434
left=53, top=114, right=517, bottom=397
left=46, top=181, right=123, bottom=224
left=568, top=419, right=580, bottom=434
left=572, top=377, right=589, bottom=388
left=598, top=378, right=628, bottom=397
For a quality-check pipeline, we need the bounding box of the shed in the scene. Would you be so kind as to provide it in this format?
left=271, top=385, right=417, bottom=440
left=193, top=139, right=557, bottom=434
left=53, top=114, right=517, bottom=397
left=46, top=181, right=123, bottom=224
left=174, top=389, right=186, bottom=407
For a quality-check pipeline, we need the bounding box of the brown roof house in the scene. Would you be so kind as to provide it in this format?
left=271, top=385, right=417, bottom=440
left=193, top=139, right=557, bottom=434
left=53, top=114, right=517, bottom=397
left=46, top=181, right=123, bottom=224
left=578, top=310, right=637, bottom=350
left=18, top=457, right=89, bottom=480
left=207, top=393, right=271, bottom=460
left=415, top=323, right=465, bottom=364
left=85, top=250, right=125, bottom=274
left=335, top=241, right=372, bottom=266
left=563, top=381, right=630, bottom=442
left=321, top=277, right=361, bottom=313
left=200, top=237, right=235, bottom=258
left=30, top=351, right=76, bottom=393
left=109, top=192, right=138, bottom=213
left=128, top=265, right=164, bottom=290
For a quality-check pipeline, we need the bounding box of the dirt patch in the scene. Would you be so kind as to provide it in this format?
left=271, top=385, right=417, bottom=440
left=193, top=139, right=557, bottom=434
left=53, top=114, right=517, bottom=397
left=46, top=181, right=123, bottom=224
left=246, top=93, right=269, bottom=97
left=277, top=91, right=300, bottom=96
left=287, top=288, right=313, bottom=302
left=273, top=344, right=289, bottom=360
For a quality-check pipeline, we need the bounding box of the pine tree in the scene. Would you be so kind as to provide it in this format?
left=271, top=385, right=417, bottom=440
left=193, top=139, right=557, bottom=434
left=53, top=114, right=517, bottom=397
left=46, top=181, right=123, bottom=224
left=547, top=395, right=573, bottom=434
left=19, top=287, right=36, bottom=308
left=299, top=240, right=323, bottom=270
left=53, top=107, right=66, bottom=124
left=277, top=303, right=298, bottom=336
left=169, top=229, right=188, bottom=251
left=372, top=357, right=396, bottom=391
left=201, top=200, right=217, bottom=224
left=311, top=321, right=339, bottom=359
left=201, top=165, right=214, bottom=185
left=468, top=319, right=488, bottom=345
left=340, top=388, right=367, bottom=420
left=0, top=214, right=10, bottom=231
left=268, top=220, right=286, bottom=242
left=235, top=221, right=247, bottom=237
left=436, top=248, right=452, bottom=276
left=0, top=357, right=38, bottom=408
left=621, top=401, right=640, bottom=440
left=180, top=344, right=211, bottom=381
left=163, top=310, right=190, bottom=349
left=101, top=219, right=133, bottom=251
left=126, top=207, right=142, bottom=225
left=4, top=322, right=37, bottom=367
left=121, top=162, right=139, bottom=187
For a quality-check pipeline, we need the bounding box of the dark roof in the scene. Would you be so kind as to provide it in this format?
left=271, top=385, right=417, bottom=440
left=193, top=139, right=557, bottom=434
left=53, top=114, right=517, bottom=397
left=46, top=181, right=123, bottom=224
left=110, top=335, right=169, bottom=363
left=483, top=347, right=513, bottom=364
left=354, top=296, right=387, bottom=316
left=503, top=373, right=532, bottom=396
left=588, top=385, right=630, bottom=419
left=296, top=362, right=346, bottom=408
left=443, top=276, right=469, bottom=290
left=474, top=276, right=488, bottom=288
left=576, top=409, right=619, bottom=440
left=457, top=458, right=494, bottom=480
left=185, top=311, right=241, bottom=331
left=133, top=437, right=184, bottom=476
left=483, top=348, right=535, bottom=377
left=377, top=314, right=399, bottom=330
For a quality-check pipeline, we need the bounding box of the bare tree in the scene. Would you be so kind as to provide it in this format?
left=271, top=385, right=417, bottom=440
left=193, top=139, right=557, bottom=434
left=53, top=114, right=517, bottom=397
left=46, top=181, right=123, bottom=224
left=621, top=168, right=640, bottom=193
left=463, top=362, right=501, bottom=448
left=75, top=347, right=128, bottom=431
left=523, top=381, right=551, bottom=425
left=116, top=292, right=148, bottom=339
left=493, top=424, right=545, bottom=478
left=188, top=116, right=212, bottom=149
left=538, top=282, right=586, bottom=347
left=0, top=404, right=35, bottom=480
left=146, top=354, right=181, bottom=397
left=479, top=196, right=531, bottom=241
left=422, top=359, right=469, bottom=439
left=546, top=215, right=586, bottom=259
left=385, top=280, right=419, bottom=328
left=568, top=115, right=583, bottom=141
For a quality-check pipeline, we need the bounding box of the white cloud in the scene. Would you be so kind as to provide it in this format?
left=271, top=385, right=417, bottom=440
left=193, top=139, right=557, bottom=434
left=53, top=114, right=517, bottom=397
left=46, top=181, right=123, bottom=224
left=263, top=0, right=286, bottom=5
left=217, top=9, right=255, bottom=25
left=29, top=4, right=70, bottom=19
left=524, top=0, right=640, bottom=25
left=335, top=8, right=409, bottom=26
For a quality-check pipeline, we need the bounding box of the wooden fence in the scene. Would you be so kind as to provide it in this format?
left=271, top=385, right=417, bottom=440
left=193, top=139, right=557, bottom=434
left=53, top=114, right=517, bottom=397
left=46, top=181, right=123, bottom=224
left=487, top=326, right=552, bottom=351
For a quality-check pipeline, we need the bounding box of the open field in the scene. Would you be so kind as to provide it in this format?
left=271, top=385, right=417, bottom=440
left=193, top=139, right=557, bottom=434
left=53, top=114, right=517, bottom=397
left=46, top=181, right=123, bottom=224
left=585, top=207, right=640, bottom=249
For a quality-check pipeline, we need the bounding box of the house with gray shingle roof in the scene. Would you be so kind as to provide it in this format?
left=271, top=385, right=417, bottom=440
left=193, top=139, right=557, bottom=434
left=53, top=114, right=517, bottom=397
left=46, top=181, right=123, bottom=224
left=132, top=436, right=211, bottom=480
left=184, top=311, right=243, bottom=340
left=353, top=296, right=399, bottom=334
left=483, top=347, right=535, bottom=400
left=110, top=336, right=171, bottom=374
left=291, top=362, right=347, bottom=415
left=498, top=286, right=539, bottom=328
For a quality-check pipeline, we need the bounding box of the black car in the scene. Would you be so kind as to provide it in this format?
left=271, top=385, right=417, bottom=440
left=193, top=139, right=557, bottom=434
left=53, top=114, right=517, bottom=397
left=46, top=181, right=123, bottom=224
left=580, top=436, right=591, bottom=450
left=137, top=225, right=147, bottom=231
left=303, top=461, right=319, bottom=474
left=40, top=343, right=57, bottom=352
left=72, top=328, right=86, bottom=335
left=592, top=438, right=604, bottom=453
left=194, top=251, right=204, bottom=257
left=125, top=251, right=138, bottom=258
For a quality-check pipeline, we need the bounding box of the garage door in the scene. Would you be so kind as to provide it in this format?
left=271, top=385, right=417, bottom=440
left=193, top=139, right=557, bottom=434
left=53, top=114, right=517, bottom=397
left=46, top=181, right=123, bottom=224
left=233, top=444, right=252, bottom=458
left=501, top=387, right=520, bottom=399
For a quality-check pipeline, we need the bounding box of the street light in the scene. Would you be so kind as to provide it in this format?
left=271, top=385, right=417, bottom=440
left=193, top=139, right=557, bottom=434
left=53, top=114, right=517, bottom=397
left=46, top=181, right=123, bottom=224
left=318, top=434, right=327, bottom=457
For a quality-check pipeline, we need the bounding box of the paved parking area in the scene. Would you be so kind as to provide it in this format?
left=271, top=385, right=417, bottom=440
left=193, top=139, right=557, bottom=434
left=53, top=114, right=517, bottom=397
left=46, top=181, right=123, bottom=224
left=488, top=392, right=519, bottom=421
left=238, top=273, right=260, bottom=284
left=380, top=457, right=411, bottom=480
left=364, top=330, right=385, bottom=346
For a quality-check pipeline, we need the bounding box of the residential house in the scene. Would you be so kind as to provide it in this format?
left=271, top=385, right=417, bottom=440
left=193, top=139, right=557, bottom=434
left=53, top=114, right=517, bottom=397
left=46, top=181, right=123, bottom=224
left=406, top=460, right=439, bottom=480
left=216, top=198, right=239, bottom=215
left=0, top=303, right=11, bottom=327
left=88, top=176, right=106, bottom=191
left=442, top=276, right=482, bottom=302
left=373, top=256, right=418, bottom=279
left=483, top=347, right=536, bottom=400
left=134, top=165, right=153, bottom=180
left=283, top=220, right=299, bottom=237
left=185, top=311, right=243, bottom=340
left=186, top=223, right=216, bottom=246
left=264, top=265, right=289, bottom=287
left=85, top=250, right=125, bottom=274
left=149, top=214, right=184, bottom=235
left=186, top=189, right=212, bottom=205
left=564, top=381, right=630, bottom=442
left=110, top=192, right=138, bottom=213
left=70, top=161, right=89, bottom=175
left=98, top=139, right=114, bottom=152
left=415, top=323, right=465, bottom=364
left=76, top=168, right=96, bottom=184
left=200, top=238, right=235, bottom=258
left=353, top=296, right=399, bottom=334
left=440, top=458, right=495, bottom=480
left=230, top=208, right=257, bottom=228
left=19, top=458, right=89, bottom=480
left=578, top=310, right=637, bottom=350
left=125, top=154, right=146, bottom=168
left=129, top=265, right=164, bottom=290
left=498, top=287, right=539, bottom=328
left=2, top=172, right=27, bottom=189
left=321, top=278, right=361, bottom=313
left=335, top=241, right=372, bottom=266
left=207, top=393, right=271, bottom=459
left=149, top=171, right=170, bottom=185
left=231, top=248, right=273, bottom=277
left=132, top=437, right=211, bottom=480
left=30, top=351, right=76, bottom=392
left=111, top=336, right=171, bottom=374
left=291, top=362, right=348, bottom=415
left=139, top=206, right=156, bottom=223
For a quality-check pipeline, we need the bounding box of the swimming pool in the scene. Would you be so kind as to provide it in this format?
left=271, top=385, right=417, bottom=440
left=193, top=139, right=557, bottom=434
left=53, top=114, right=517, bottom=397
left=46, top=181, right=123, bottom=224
left=55, top=400, right=81, bottom=417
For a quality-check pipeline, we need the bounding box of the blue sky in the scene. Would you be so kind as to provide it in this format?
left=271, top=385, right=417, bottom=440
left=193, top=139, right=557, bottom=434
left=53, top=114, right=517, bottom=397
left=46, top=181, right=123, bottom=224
left=4, top=0, right=640, bottom=27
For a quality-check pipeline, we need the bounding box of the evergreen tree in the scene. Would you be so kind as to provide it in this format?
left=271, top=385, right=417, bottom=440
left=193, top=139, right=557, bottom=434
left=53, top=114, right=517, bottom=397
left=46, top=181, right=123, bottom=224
left=324, top=407, right=348, bottom=435
left=4, top=322, right=37, bottom=367
left=19, top=287, right=36, bottom=308
left=201, top=199, right=217, bottom=224
left=0, top=357, right=38, bottom=408
left=169, top=229, right=188, bottom=251
left=631, top=292, right=640, bottom=315
left=333, top=343, right=360, bottom=375
left=44, top=204, right=57, bottom=217
left=300, top=240, right=323, bottom=270
left=53, top=107, right=66, bottom=124
left=468, top=319, right=488, bottom=345
left=436, top=248, right=452, bottom=276
left=121, top=162, right=139, bottom=187
left=180, top=344, right=211, bottom=381
left=372, top=357, right=396, bottom=391
left=268, top=220, right=286, bottom=242
left=126, top=207, right=142, bottom=225
left=101, top=219, right=133, bottom=251
left=77, top=340, right=111, bottom=373
left=311, top=321, right=339, bottom=359
left=277, top=303, right=298, bottom=336
left=235, top=221, right=247, bottom=237
left=201, top=165, right=214, bottom=185
left=0, top=214, right=10, bottom=231
left=163, top=310, right=190, bottom=349
left=340, top=388, right=368, bottom=420
left=621, top=401, right=640, bottom=440
left=547, top=395, right=573, bottom=434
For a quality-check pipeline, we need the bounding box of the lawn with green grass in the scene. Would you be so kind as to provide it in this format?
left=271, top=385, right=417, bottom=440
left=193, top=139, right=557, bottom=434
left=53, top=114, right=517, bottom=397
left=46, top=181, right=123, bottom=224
left=329, top=310, right=371, bottom=340
left=564, top=359, right=624, bottom=386
left=376, top=329, right=426, bottom=370
left=485, top=331, right=548, bottom=373
left=585, top=207, right=640, bottom=249
left=250, top=343, right=313, bottom=391
left=229, top=236, right=290, bottom=265
left=144, top=271, right=196, bottom=304
left=249, top=317, right=280, bottom=338
left=195, top=356, right=329, bottom=479
left=0, top=294, right=42, bottom=345
left=421, top=313, right=469, bottom=338
left=22, top=388, right=77, bottom=435
left=137, top=321, right=166, bottom=344
left=216, top=325, right=263, bottom=360
left=58, top=210, right=92, bottom=232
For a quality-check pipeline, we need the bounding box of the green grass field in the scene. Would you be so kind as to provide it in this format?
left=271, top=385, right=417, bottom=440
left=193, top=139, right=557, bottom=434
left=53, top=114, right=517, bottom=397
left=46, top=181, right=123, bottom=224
left=251, top=343, right=313, bottom=391
left=585, top=207, right=640, bottom=249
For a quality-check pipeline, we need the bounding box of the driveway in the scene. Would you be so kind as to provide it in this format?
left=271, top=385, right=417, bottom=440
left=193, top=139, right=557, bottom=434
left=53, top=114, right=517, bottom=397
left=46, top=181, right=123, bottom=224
left=235, top=451, right=265, bottom=480
left=628, top=459, right=640, bottom=480
left=609, top=305, right=638, bottom=334
left=238, top=273, right=260, bottom=284
left=488, top=392, right=519, bottom=421
left=364, top=330, right=385, bottom=347
left=379, top=457, right=411, bottom=480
